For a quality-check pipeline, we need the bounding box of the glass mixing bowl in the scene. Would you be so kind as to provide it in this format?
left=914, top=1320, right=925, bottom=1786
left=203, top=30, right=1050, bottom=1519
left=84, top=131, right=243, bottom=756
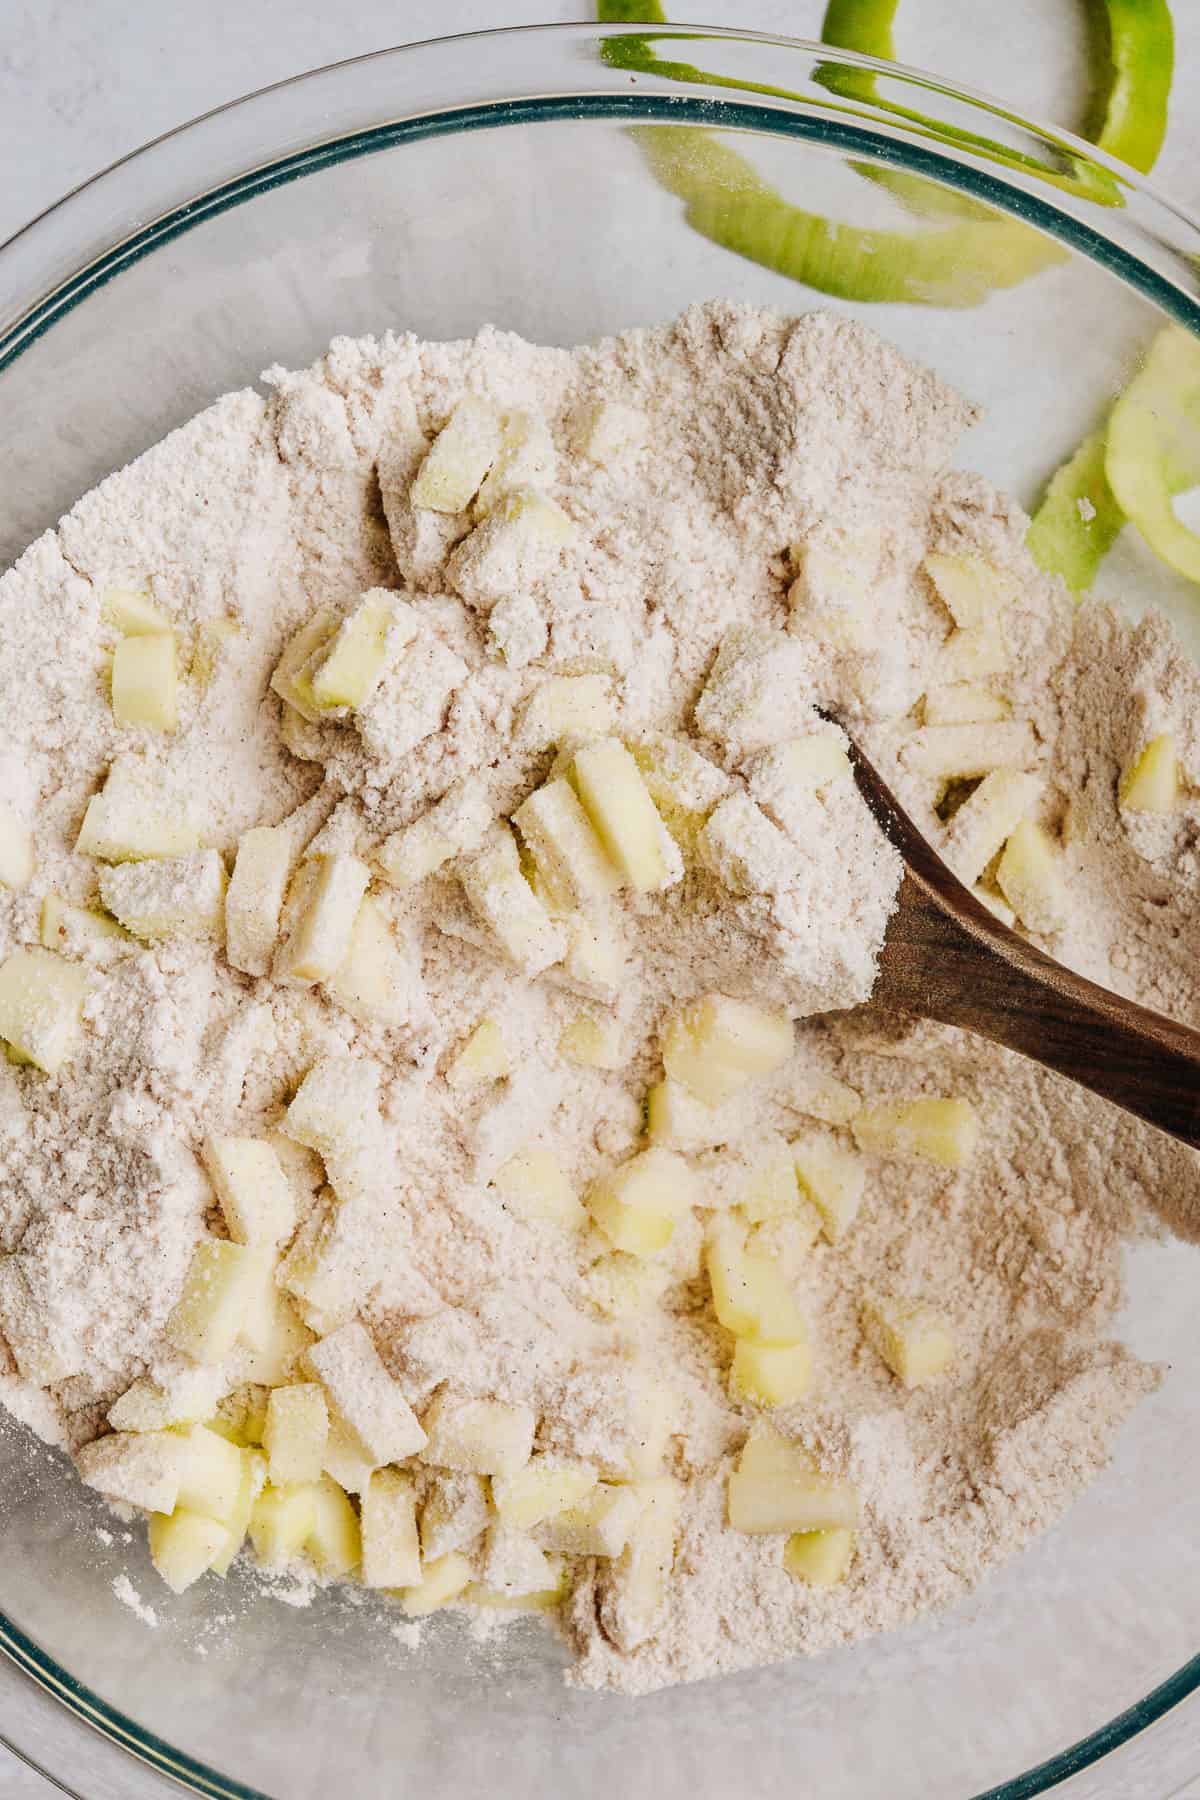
left=1, top=22, right=1199, bottom=1800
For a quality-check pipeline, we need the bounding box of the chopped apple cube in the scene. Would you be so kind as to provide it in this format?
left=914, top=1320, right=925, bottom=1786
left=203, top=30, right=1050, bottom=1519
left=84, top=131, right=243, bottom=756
left=308, top=1322, right=426, bottom=1464
left=740, top=1146, right=802, bottom=1224
left=376, top=779, right=492, bottom=889
left=586, top=1147, right=696, bottom=1257
left=941, top=768, right=1041, bottom=885
left=995, top=817, right=1069, bottom=934
left=645, top=1078, right=725, bottom=1153
left=923, top=684, right=1011, bottom=725
left=76, top=1430, right=186, bottom=1514
left=695, top=627, right=814, bottom=758
left=853, top=1096, right=979, bottom=1168
left=783, top=1526, right=855, bottom=1587
left=276, top=1199, right=354, bottom=1332
left=492, top=1457, right=599, bottom=1530
left=514, top=779, right=621, bottom=911
left=100, top=849, right=226, bottom=942
left=570, top=738, right=672, bottom=893
left=40, top=895, right=130, bottom=952
left=148, top=1509, right=229, bottom=1593
left=270, top=607, right=341, bottom=723
left=210, top=1446, right=267, bottom=1576
left=307, top=1474, right=362, bottom=1575
left=225, top=826, right=292, bottom=976
left=236, top=1288, right=315, bottom=1387
left=276, top=853, right=371, bottom=984
left=862, top=1294, right=955, bottom=1388
left=361, top=1467, right=421, bottom=1588
left=700, top=791, right=799, bottom=897
left=477, top=1526, right=559, bottom=1599
left=1119, top=732, right=1180, bottom=813
left=76, top=759, right=199, bottom=862
left=0, top=802, right=34, bottom=890
left=249, top=1481, right=317, bottom=1567
left=449, top=1018, right=513, bottom=1094
left=419, top=1472, right=490, bottom=1560
left=935, top=624, right=1007, bottom=683
left=903, top=720, right=1036, bottom=782
left=705, top=1225, right=807, bottom=1345
left=559, top=1013, right=623, bottom=1070
left=263, top=1383, right=329, bottom=1485
left=324, top=895, right=416, bottom=1030
left=166, top=1238, right=271, bottom=1364
left=111, top=631, right=178, bottom=732
left=731, top=1339, right=812, bottom=1407
left=597, top=1474, right=680, bottom=1651
left=310, top=592, right=409, bottom=711
left=398, top=1550, right=475, bottom=1616
left=203, top=1136, right=296, bottom=1247
left=411, top=397, right=502, bottom=512
left=102, top=587, right=171, bottom=635
left=662, top=993, right=793, bottom=1107
left=283, top=1053, right=380, bottom=1157
left=580, top=399, right=646, bottom=464
left=321, top=1411, right=377, bottom=1496
left=492, top=1147, right=584, bottom=1229
left=419, top=1392, right=535, bottom=1481
left=973, top=884, right=1016, bottom=928
left=749, top=734, right=851, bottom=792
left=0, top=949, right=90, bottom=1074
left=554, top=906, right=625, bottom=1002
left=107, top=1367, right=228, bottom=1433
left=520, top=674, right=615, bottom=748
left=536, top=1483, right=642, bottom=1558
left=791, top=1132, right=867, bottom=1243
left=728, top=1438, right=859, bottom=1536
left=923, top=552, right=1012, bottom=628
left=460, top=827, right=567, bottom=975
left=175, top=1422, right=246, bottom=1520
left=629, top=735, right=733, bottom=853
left=475, top=410, right=557, bottom=516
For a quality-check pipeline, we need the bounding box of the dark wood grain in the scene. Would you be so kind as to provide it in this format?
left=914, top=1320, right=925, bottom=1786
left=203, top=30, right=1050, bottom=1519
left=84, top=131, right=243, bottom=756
left=842, top=735, right=1200, bottom=1151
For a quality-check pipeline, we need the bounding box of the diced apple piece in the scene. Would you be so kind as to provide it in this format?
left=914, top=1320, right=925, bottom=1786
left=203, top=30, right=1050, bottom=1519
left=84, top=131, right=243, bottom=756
left=731, top=1339, right=812, bottom=1407
left=862, top=1294, right=955, bottom=1388
left=586, top=1147, right=695, bottom=1257
left=377, top=779, right=493, bottom=890
left=460, top=828, right=567, bottom=975
left=554, top=906, right=625, bottom=1002
left=700, top=791, right=799, bottom=897
left=475, top=410, right=557, bottom=516
left=476, top=1524, right=558, bottom=1599
left=973, top=884, right=1016, bottom=928
left=923, top=684, right=1010, bottom=725
left=236, top=1289, right=315, bottom=1387
left=791, top=1133, right=867, bottom=1244
left=580, top=398, right=646, bottom=464
left=447, top=1018, right=510, bottom=1091
left=783, top=1526, right=855, bottom=1587
left=735, top=1423, right=807, bottom=1481
left=249, top=1481, right=316, bottom=1567
left=0, top=803, right=34, bottom=890
left=102, top=587, right=171, bottom=635
left=923, top=552, right=1012, bottom=628
left=520, top=674, right=615, bottom=748
left=663, top=993, right=793, bottom=1107
left=0, top=949, right=90, bottom=1074
left=276, top=1199, right=354, bottom=1333
left=307, top=1474, right=362, bottom=1575
left=107, top=1367, right=228, bottom=1433
left=645, top=1078, right=725, bottom=1154
left=569, top=738, right=672, bottom=893
left=361, top=1467, right=421, bottom=1588
left=148, top=1509, right=228, bottom=1593
left=629, top=735, right=733, bottom=853
left=76, top=759, right=199, bottom=862
left=283, top=1053, right=380, bottom=1158
left=419, top=1472, right=490, bottom=1560
left=324, top=896, right=416, bottom=1030
left=995, top=818, right=1069, bottom=934
left=270, top=607, right=341, bottom=723
left=492, top=1147, right=584, bottom=1229
left=411, top=397, right=502, bottom=512
left=321, top=1411, right=377, bottom=1496
left=276, top=853, right=371, bottom=984
left=695, top=628, right=814, bottom=758
left=203, top=1136, right=296, bottom=1248
left=728, top=1442, right=859, bottom=1536
left=307, top=1321, right=426, bottom=1464
left=100, top=849, right=226, bottom=942
left=210, top=1447, right=267, bottom=1576
left=705, top=1225, right=807, bottom=1345
left=935, top=624, right=1007, bottom=683
left=514, top=779, right=621, bottom=910
left=740, top=1146, right=802, bottom=1225
left=853, top=1097, right=979, bottom=1168
left=40, top=895, right=130, bottom=951
left=420, top=1392, right=535, bottom=1479
left=483, top=485, right=574, bottom=547
left=166, top=1238, right=271, bottom=1364
left=1119, top=732, right=1180, bottom=813
left=111, top=631, right=178, bottom=732
left=310, top=593, right=409, bottom=711
left=76, top=1430, right=186, bottom=1513
left=536, top=1483, right=642, bottom=1558
left=597, top=1475, right=680, bottom=1651
left=176, top=1422, right=246, bottom=1520
left=0, top=1258, right=79, bottom=1383
left=263, top=1383, right=328, bottom=1486
left=492, top=1457, right=599, bottom=1530
left=941, top=768, right=1041, bottom=885
left=903, top=721, right=1037, bottom=782
left=225, top=826, right=291, bottom=976
left=398, top=1551, right=475, bottom=1616
left=750, top=734, right=851, bottom=792
left=559, top=1013, right=623, bottom=1070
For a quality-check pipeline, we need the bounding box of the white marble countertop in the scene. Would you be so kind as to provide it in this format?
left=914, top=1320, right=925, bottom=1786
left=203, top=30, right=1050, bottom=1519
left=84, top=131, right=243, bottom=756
left=1, top=2, right=1198, bottom=1794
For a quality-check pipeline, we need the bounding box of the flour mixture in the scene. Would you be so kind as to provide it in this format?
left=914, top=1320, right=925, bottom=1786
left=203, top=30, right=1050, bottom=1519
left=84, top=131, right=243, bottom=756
left=0, top=302, right=1197, bottom=1693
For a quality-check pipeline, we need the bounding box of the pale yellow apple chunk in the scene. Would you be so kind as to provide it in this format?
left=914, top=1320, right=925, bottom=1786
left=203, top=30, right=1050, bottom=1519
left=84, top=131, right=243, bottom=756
left=100, top=849, right=226, bottom=942
left=995, top=818, right=1069, bottom=934
left=750, top=734, right=851, bottom=791
left=264, top=1383, right=329, bottom=1486
left=783, top=1526, right=855, bottom=1587
left=41, top=895, right=131, bottom=951
left=941, top=768, right=1040, bottom=886
left=705, top=1224, right=807, bottom=1345
left=492, top=1147, right=584, bottom=1229
left=598, top=1475, right=681, bottom=1651
left=76, top=1430, right=186, bottom=1513
left=324, top=895, right=415, bottom=1029
left=559, top=1013, right=623, bottom=1069
left=76, top=759, right=199, bottom=862
left=270, top=607, right=340, bottom=723
left=203, top=1135, right=296, bottom=1246
left=645, top=1078, right=724, bottom=1154
left=307, top=1474, right=362, bottom=1576
left=923, top=552, right=1012, bottom=628
left=102, top=587, right=171, bottom=634
left=321, top=1411, right=377, bottom=1497
left=411, top=397, right=502, bottom=512
left=276, top=853, right=371, bottom=983
left=249, top=1482, right=317, bottom=1568
left=663, top=993, right=793, bottom=1107
left=730, top=1339, right=812, bottom=1407
left=1119, top=732, right=1180, bottom=813
left=225, top=826, right=292, bottom=976
left=0, top=802, right=34, bottom=890
left=520, top=673, right=615, bottom=747
left=210, top=1447, right=268, bottom=1576
left=459, top=829, right=566, bottom=975
left=570, top=738, right=672, bottom=893
left=446, top=1017, right=510, bottom=1088
left=934, top=624, right=1007, bottom=683
left=535, top=1483, right=642, bottom=1558
left=853, top=1097, right=979, bottom=1168
left=902, top=720, right=1036, bottom=781
left=283, top=1054, right=380, bottom=1157
left=586, top=1147, right=696, bottom=1257
left=166, top=1238, right=273, bottom=1364
left=310, top=594, right=409, bottom=711
left=111, top=631, right=178, bottom=732
left=175, top=1422, right=246, bottom=1519
left=728, top=1454, right=859, bottom=1536
left=513, top=778, right=621, bottom=910
left=862, top=1294, right=955, bottom=1388
left=398, top=1551, right=475, bottom=1616
left=474, top=409, right=557, bottom=516
left=148, top=1509, right=229, bottom=1594
left=791, top=1132, right=867, bottom=1244
left=362, top=1468, right=422, bottom=1588
left=308, top=1322, right=427, bottom=1465
left=922, top=684, right=1010, bottom=726
left=491, top=1457, right=598, bottom=1530
left=0, top=949, right=90, bottom=1074
left=420, top=1391, right=535, bottom=1479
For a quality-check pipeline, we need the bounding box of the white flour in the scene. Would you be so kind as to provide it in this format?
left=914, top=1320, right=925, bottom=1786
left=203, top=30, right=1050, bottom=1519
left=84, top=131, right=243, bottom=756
left=0, top=302, right=1197, bottom=1695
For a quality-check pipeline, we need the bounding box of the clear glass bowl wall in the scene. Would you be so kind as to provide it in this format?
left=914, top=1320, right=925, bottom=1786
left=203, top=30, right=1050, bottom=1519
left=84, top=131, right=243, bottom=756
left=1, top=24, right=1198, bottom=1800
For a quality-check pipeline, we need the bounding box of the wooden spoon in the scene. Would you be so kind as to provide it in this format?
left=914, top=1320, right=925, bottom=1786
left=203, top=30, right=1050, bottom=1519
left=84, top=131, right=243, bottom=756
left=838, top=730, right=1200, bottom=1151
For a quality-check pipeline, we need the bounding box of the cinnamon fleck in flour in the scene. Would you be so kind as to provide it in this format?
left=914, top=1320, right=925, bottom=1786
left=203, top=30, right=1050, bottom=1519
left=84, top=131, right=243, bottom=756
left=0, top=302, right=1198, bottom=1694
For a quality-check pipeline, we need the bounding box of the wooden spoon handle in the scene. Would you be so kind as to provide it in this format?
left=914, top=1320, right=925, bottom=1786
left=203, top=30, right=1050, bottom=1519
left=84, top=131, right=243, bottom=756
left=879, top=870, right=1200, bottom=1149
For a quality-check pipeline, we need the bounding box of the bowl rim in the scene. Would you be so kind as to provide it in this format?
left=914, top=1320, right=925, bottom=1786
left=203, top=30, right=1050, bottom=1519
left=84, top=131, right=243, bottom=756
left=2, top=21, right=1199, bottom=1800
